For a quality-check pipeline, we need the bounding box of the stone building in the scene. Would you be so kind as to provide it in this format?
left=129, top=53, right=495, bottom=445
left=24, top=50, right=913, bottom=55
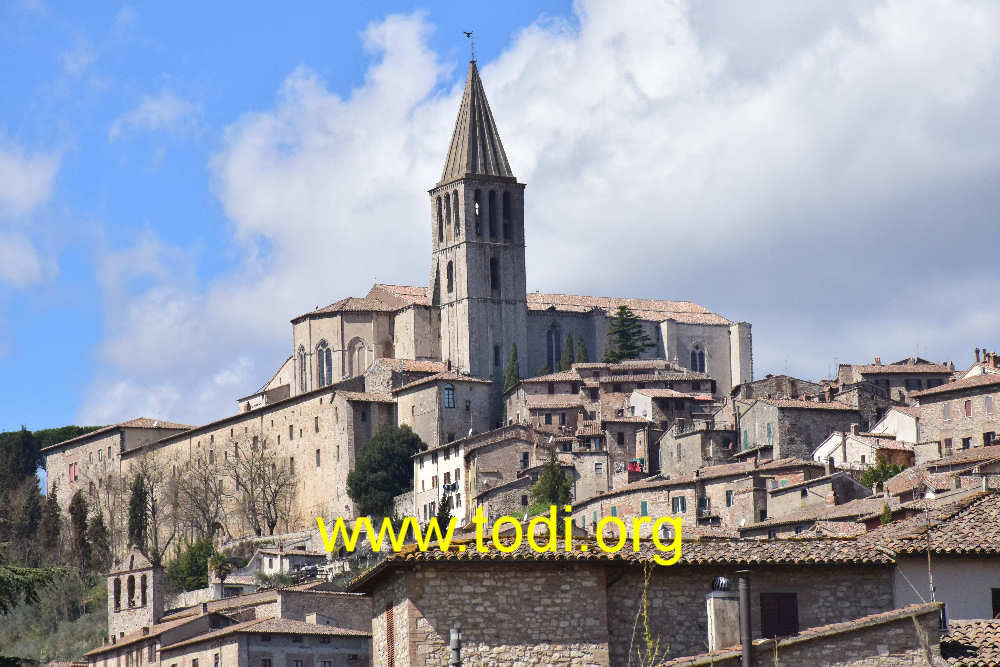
left=349, top=537, right=897, bottom=665
left=912, top=372, right=1000, bottom=452
left=835, top=356, right=954, bottom=404
left=731, top=374, right=823, bottom=400
left=812, top=426, right=916, bottom=471
left=736, top=397, right=862, bottom=461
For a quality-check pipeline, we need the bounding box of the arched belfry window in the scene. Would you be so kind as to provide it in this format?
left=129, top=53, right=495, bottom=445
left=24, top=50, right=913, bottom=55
left=546, top=323, right=562, bottom=371
left=140, top=574, right=147, bottom=607
left=127, top=575, right=136, bottom=607
left=690, top=345, right=706, bottom=373
left=502, top=191, right=512, bottom=239
left=446, top=261, right=454, bottom=294
left=474, top=189, right=482, bottom=236
left=298, top=346, right=307, bottom=392
left=436, top=196, right=443, bottom=243
left=488, top=190, right=497, bottom=237
left=452, top=191, right=461, bottom=237
left=113, top=577, right=122, bottom=610
left=444, top=193, right=452, bottom=241
left=317, top=341, right=332, bottom=387
left=432, top=266, right=441, bottom=306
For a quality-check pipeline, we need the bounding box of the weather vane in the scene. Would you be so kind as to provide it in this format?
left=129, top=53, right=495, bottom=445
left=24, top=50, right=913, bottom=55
left=464, top=31, right=475, bottom=61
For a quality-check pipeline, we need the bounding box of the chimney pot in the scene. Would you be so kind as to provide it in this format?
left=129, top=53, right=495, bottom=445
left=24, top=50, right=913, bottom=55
left=825, top=456, right=834, bottom=476
left=976, top=348, right=981, bottom=363
left=142, top=626, right=149, bottom=636
left=874, top=356, right=881, bottom=365
left=850, top=423, right=859, bottom=435
left=200, top=602, right=208, bottom=615
left=984, top=476, right=989, bottom=492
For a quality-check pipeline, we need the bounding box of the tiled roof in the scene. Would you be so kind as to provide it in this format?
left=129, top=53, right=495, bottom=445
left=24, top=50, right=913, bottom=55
left=368, top=283, right=430, bottom=308
left=392, top=371, right=493, bottom=393
left=524, top=395, right=583, bottom=410
left=756, top=398, right=858, bottom=411
left=913, top=373, right=1000, bottom=398
left=521, top=371, right=581, bottom=383
left=882, top=492, right=1000, bottom=555
left=741, top=496, right=895, bottom=532
left=339, top=391, right=395, bottom=403
left=602, top=416, right=648, bottom=423
left=525, top=292, right=732, bottom=326
left=348, top=536, right=893, bottom=590
left=890, top=405, right=922, bottom=418
left=600, top=372, right=710, bottom=383
left=575, top=420, right=603, bottom=436
left=929, top=445, right=1000, bottom=469
left=372, top=358, right=447, bottom=374
left=633, top=388, right=711, bottom=400
left=85, top=614, right=204, bottom=655
left=161, top=617, right=371, bottom=652
left=42, top=417, right=193, bottom=451
left=942, top=620, right=1000, bottom=665
left=852, top=363, right=952, bottom=375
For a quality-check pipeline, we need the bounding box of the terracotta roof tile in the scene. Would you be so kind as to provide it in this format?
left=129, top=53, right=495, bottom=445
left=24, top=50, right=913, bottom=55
left=524, top=395, right=584, bottom=410
left=913, top=373, right=1000, bottom=398
left=339, top=391, right=395, bottom=403
left=930, top=445, right=1000, bottom=469
left=525, top=292, right=732, bottom=325
left=851, top=363, right=952, bottom=375
left=878, top=491, right=1000, bottom=555
left=42, top=417, right=193, bottom=451
left=392, top=371, right=493, bottom=393
left=521, top=371, right=582, bottom=383
left=757, top=398, right=858, bottom=411
left=942, top=620, right=1000, bottom=665
left=372, top=358, right=447, bottom=374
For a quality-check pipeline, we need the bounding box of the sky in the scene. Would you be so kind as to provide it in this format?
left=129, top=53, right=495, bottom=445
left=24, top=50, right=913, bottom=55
left=2, top=0, right=999, bottom=433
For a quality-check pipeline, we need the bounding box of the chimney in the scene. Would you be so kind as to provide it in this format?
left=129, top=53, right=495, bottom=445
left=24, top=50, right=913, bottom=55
left=706, top=577, right=740, bottom=653
left=984, top=476, right=990, bottom=492
left=953, top=476, right=961, bottom=490
left=738, top=571, right=752, bottom=667
left=200, top=602, right=208, bottom=615
left=142, top=626, right=149, bottom=636
left=874, top=356, right=881, bottom=365
left=975, top=348, right=981, bottom=363
left=825, top=456, right=834, bottom=476
left=850, top=423, right=860, bottom=435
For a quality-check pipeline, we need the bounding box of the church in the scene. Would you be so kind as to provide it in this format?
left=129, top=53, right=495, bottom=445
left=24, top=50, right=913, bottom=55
left=243, top=60, right=752, bottom=423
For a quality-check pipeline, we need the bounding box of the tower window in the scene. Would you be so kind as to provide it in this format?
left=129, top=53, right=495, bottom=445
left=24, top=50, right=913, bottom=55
left=298, top=345, right=307, bottom=392
left=494, top=344, right=501, bottom=367
left=502, top=191, right=511, bottom=239
left=488, top=190, right=497, bottom=237
left=444, top=384, right=456, bottom=408
left=437, top=196, right=443, bottom=243
left=489, top=257, right=499, bottom=290
left=546, top=324, right=562, bottom=371
left=446, top=261, right=454, bottom=293
left=317, top=341, right=332, bottom=387
left=690, top=346, right=706, bottom=373
left=452, top=191, right=460, bottom=236
left=474, top=189, right=482, bottom=235
left=444, top=191, right=451, bottom=240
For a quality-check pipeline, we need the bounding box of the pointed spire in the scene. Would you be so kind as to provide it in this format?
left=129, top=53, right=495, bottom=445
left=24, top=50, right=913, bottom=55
left=439, top=61, right=514, bottom=186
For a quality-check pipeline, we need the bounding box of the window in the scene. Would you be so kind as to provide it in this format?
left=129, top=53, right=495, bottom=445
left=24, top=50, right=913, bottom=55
left=611, top=506, right=617, bottom=517
left=213, top=654, right=220, bottom=667
left=502, top=191, right=512, bottom=239
left=98, top=449, right=103, bottom=461
left=454, top=467, right=460, bottom=480
left=289, top=456, right=295, bottom=475
left=676, top=443, right=682, bottom=460
left=962, top=437, right=972, bottom=450
left=544, top=413, right=552, bottom=425
left=465, top=400, right=471, bottom=412
left=690, top=345, right=706, bottom=373
left=992, top=588, right=1000, bottom=619
left=444, top=384, right=456, bottom=408
left=986, top=396, right=995, bottom=415
left=760, top=593, right=799, bottom=638
left=314, top=415, right=320, bottom=433
left=640, top=501, right=648, bottom=516
left=547, top=382, right=555, bottom=394
left=671, top=496, right=686, bottom=514
left=452, top=191, right=460, bottom=236
left=494, top=344, right=500, bottom=367
left=725, top=490, right=734, bottom=507
left=436, top=195, right=443, bottom=242
left=595, top=461, right=603, bottom=475
left=559, top=412, right=566, bottom=426
left=943, top=403, right=952, bottom=420
left=316, top=449, right=321, bottom=466
left=293, top=660, right=303, bottom=667
left=446, top=261, right=454, bottom=293
left=800, top=488, right=808, bottom=499
left=360, top=407, right=367, bottom=422
left=321, top=662, right=332, bottom=667
left=860, top=455, right=866, bottom=465
left=943, top=438, right=953, bottom=456
left=192, top=660, right=199, bottom=667
left=612, top=383, right=622, bottom=393
left=521, top=494, right=528, bottom=506
left=261, top=634, right=271, bottom=642
left=985, top=432, right=995, bottom=446
left=298, top=345, right=307, bottom=392
left=617, top=431, right=625, bottom=446
left=473, top=189, right=482, bottom=235
left=317, top=341, right=333, bottom=387
left=521, top=452, right=530, bottom=468
left=489, top=257, right=499, bottom=290
left=262, top=661, right=272, bottom=667
left=488, top=190, right=497, bottom=236
left=447, top=432, right=455, bottom=443
left=289, top=425, right=294, bottom=441
left=766, top=422, right=773, bottom=445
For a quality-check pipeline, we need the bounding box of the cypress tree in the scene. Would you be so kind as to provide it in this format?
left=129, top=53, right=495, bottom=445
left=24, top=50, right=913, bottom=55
left=530, top=450, right=571, bottom=508
left=603, top=305, right=655, bottom=362
left=87, top=514, right=112, bottom=573
left=13, top=481, right=42, bottom=564
left=434, top=495, right=453, bottom=528
left=128, top=475, right=149, bottom=551
left=576, top=338, right=589, bottom=364
left=503, top=344, right=520, bottom=393
left=38, top=486, right=61, bottom=557
left=558, top=332, right=575, bottom=371
left=68, top=490, right=91, bottom=571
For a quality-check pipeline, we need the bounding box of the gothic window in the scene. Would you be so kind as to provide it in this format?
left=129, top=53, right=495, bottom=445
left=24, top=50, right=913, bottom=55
left=436, top=196, right=443, bottom=243
left=113, top=577, right=121, bottom=610
left=489, top=257, right=499, bottom=290
left=474, top=189, right=482, bottom=235
left=502, top=191, right=512, bottom=239
left=140, top=574, right=147, bottom=607
left=446, top=261, right=454, bottom=293
left=316, top=341, right=332, bottom=388
left=488, top=190, right=497, bottom=237
left=452, top=191, right=460, bottom=236
left=546, top=323, right=562, bottom=371
left=432, top=266, right=441, bottom=306
left=690, top=345, right=706, bottom=373
left=444, top=192, right=452, bottom=241
left=444, top=384, right=456, bottom=408
left=127, top=575, right=136, bottom=607
left=298, top=346, right=307, bottom=392
left=347, top=338, right=367, bottom=377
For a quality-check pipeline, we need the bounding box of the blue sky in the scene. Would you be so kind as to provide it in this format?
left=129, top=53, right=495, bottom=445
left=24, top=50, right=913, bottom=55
left=3, top=0, right=1000, bottom=433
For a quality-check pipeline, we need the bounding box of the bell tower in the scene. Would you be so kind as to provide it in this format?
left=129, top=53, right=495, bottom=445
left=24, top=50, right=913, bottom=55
left=430, top=60, right=527, bottom=414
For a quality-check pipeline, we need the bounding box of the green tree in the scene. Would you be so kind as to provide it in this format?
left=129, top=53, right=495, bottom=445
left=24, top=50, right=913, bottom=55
left=0, top=427, right=40, bottom=498
left=165, top=538, right=215, bottom=593
left=67, top=491, right=91, bottom=572
left=86, top=514, right=112, bottom=573
left=127, top=475, right=148, bottom=551
left=503, top=344, right=520, bottom=393
left=347, top=425, right=427, bottom=517
left=558, top=332, right=576, bottom=371
left=536, top=365, right=552, bottom=376
left=38, top=486, right=61, bottom=558
left=576, top=337, right=589, bottom=364
left=530, top=450, right=571, bottom=508
left=435, top=495, right=453, bottom=528
left=11, top=480, right=43, bottom=565
left=208, top=552, right=232, bottom=586
left=860, top=455, right=906, bottom=492
left=31, top=425, right=102, bottom=452
left=0, top=561, right=59, bottom=615
left=602, top=305, right=655, bottom=363
left=880, top=503, right=894, bottom=525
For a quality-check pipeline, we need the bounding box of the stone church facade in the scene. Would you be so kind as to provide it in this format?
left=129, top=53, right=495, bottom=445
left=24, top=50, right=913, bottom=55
left=44, top=60, right=752, bottom=541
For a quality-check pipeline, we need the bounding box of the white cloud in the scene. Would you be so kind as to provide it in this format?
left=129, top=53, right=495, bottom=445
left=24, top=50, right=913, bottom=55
left=0, top=138, right=59, bottom=219
left=108, top=90, right=200, bottom=142
left=81, top=1, right=1000, bottom=424
left=0, top=235, right=43, bottom=287
left=59, top=35, right=96, bottom=76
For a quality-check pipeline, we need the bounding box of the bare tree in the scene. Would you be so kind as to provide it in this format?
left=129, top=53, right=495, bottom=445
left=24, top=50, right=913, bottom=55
left=128, top=453, right=180, bottom=565
left=175, top=457, right=226, bottom=541
left=224, top=436, right=296, bottom=537
left=83, top=467, right=128, bottom=559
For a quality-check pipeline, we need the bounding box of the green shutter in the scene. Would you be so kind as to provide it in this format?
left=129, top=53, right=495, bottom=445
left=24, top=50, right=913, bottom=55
left=611, top=506, right=617, bottom=517
left=766, top=422, right=773, bottom=445
left=742, top=429, right=749, bottom=449
left=641, top=501, right=648, bottom=516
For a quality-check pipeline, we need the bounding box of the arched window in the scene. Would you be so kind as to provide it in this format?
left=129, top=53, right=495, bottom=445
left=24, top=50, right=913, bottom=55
left=452, top=191, right=460, bottom=237
left=489, top=257, right=499, bottom=291
left=127, top=575, right=136, bottom=608
left=432, top=266, right=441, bottom=305
left=488, top=190, right=497, bottom=237
left=298, top=346, right=307, bottom=392
left=436, top=196, right=443, bottom=243
left=690, top=345, right=706, bottom=373
left=546, top=324, right=562, bottom=371
left=444, top=192, right=452, bottom=241
left=502, top=191, right=512, bottom=239
left=444, top=384, right=456, bottom=408
left=140, top=574, right=147, bottom=607
left=446, top=261, right=454, bottom=293
left=347, top=338, right=367, bottom=377
left=474, top=189, right=482, bottom=235
left=113, top=577, right=121, bottom=610
left=317, top=341, right=332, bottom=387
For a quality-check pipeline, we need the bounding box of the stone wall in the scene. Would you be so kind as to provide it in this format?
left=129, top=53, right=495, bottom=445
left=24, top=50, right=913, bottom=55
left=917, top=383, right=1000, bottom=450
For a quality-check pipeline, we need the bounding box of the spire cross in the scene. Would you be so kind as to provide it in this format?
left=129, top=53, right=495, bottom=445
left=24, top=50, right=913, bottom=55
left=464, top=31, right=475, bottom=61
